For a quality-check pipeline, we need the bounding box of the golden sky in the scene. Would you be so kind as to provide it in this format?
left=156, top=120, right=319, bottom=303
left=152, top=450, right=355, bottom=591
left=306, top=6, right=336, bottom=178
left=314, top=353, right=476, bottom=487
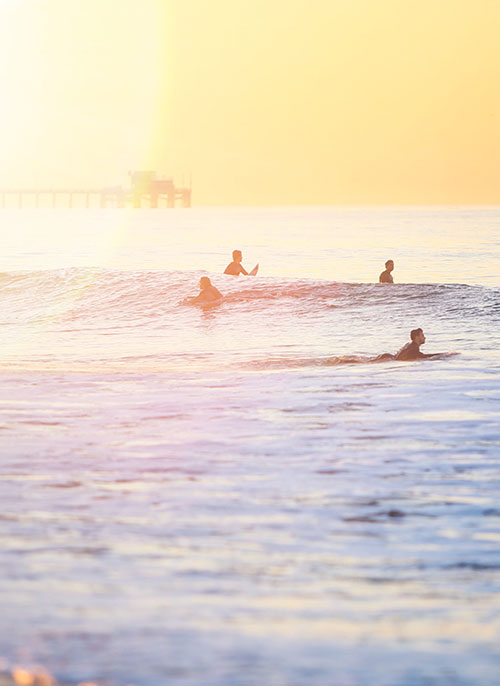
left=1, top=0, right=499, bottom=204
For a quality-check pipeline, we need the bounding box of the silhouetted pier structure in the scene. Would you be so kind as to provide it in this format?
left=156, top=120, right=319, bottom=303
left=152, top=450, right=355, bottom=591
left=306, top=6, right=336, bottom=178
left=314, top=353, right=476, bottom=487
left=0, top=171, right=191, bottom=208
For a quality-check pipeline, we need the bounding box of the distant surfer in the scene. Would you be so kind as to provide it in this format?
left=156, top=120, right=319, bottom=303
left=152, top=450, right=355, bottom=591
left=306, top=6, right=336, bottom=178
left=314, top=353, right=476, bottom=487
left=224, top=250, right=258, bottom=276
left=376, top=328, right=454, bottom=362
left=184, top=277, right=223, bottom=305
left=379, top=259, right=394, bottom=283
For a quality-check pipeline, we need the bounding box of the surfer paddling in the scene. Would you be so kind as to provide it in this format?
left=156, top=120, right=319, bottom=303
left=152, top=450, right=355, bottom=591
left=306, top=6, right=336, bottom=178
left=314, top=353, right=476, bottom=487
left=379, top=259, right=394, bottom=283
left=376, top=328, right=454, bottom=362
left=185, top=277, right=223, bottom=305
left=394, top=328, right=449, bottom=360
left=224, top=250, right=258, bottom=276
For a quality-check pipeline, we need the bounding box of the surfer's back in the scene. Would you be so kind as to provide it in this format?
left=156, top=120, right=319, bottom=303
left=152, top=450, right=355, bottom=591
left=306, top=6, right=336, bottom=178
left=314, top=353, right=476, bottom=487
left=224, top=261, right=243, bottom=275
left=395, top=341, right=422, bottom=361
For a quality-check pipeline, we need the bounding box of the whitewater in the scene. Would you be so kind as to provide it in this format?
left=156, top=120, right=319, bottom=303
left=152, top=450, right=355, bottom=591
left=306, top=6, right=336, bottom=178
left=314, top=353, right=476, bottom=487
left=0, top=206, right=499, bottom=686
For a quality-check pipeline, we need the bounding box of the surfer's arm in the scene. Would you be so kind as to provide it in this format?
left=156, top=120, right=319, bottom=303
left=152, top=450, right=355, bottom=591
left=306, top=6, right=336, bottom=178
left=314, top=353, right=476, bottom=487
left=239, top=265, right=249, bottom=275
left=181, top=294, right=201, bottom=304
left=421, top=352, right=455, bottom=359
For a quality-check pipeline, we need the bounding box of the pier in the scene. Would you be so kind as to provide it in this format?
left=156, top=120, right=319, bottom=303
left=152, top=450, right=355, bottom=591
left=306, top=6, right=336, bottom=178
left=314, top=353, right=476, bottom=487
left=0, top=171, right=192, bottom=208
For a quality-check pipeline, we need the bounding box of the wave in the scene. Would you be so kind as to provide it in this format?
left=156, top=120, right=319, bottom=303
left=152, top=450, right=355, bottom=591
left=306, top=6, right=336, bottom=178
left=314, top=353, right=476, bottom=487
left=243, top=352, right=459, bottom=370
left=244, top=354, right=381, bottom=370
left=0, top=267, right=498, bottom=325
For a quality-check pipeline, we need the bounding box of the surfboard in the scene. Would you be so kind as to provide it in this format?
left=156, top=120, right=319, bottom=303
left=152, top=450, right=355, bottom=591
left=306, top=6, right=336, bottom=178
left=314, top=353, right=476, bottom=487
left=249, top=264, right=259, bottom=276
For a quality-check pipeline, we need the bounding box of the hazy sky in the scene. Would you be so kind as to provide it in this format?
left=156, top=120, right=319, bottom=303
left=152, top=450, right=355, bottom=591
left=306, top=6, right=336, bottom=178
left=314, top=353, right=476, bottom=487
left=1, top=0, right=499, bottom=204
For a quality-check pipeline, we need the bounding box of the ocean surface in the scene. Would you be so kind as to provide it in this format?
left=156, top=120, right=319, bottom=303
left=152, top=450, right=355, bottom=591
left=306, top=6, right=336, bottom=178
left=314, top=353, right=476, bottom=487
left=0, top=206, right=499, bottom=686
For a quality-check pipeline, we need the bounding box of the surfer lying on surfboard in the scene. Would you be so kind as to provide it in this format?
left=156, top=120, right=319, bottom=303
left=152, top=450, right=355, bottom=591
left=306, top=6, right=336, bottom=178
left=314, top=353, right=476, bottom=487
left=224, top=250, right=258, bottom=276
left=375, top=328, right=455, bottom=361
left=184, top=277, right=223, bottom=305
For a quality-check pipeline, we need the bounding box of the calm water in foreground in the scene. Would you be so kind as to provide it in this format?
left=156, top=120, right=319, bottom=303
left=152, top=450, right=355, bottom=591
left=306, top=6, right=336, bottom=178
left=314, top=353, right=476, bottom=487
left=0, top=207, right=499, bottom=685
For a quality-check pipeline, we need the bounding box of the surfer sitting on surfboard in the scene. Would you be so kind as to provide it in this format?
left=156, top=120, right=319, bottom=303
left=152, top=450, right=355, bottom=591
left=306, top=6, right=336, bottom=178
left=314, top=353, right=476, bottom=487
left=186, top=277, right=223, bottom=304
left=224, top=250, right=258, bottom=276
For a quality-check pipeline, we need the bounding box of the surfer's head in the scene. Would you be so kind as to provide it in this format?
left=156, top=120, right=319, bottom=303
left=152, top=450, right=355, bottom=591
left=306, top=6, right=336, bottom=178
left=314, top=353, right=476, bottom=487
left=410, top=328, right=425, bottom=345
left=232, top=250, right=242, bottom=263
left=199, top=276, right=212, bottom=290
left=385, top=259, right=394, bottom=271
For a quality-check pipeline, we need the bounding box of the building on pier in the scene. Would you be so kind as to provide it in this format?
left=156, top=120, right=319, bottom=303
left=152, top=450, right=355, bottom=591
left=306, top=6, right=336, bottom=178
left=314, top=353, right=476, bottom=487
left=0, top=171, right=192, bottom=208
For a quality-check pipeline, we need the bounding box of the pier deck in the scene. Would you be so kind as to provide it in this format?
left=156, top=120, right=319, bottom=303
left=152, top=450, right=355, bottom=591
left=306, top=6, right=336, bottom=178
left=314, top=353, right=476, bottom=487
left=0, top=187, right=191, bottom=208
left=0, top=172, right=192, bottom=208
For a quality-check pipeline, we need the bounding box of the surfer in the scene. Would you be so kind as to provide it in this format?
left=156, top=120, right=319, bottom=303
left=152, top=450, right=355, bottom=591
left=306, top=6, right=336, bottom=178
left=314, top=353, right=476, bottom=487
left=224, top=250, right=258, bottom=276
left=379, top=259, right=394, bottom=283
left=185, top=277, right=223, bottom=304
left=394, top=328, right=451, bottom=360
left=374, top=328, right=454, bottom=362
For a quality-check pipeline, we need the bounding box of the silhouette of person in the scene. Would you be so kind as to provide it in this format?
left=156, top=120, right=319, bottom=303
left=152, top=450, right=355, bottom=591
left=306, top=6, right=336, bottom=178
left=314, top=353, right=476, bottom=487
left=395, top=328, right=442, bottom=360
left=224, top=250, right=249, bottom=276
left=374, top=328, right=453, bottom=362
left=187, top=277, right=223, bottom=304
left=379, top=259, right=394, bottom=283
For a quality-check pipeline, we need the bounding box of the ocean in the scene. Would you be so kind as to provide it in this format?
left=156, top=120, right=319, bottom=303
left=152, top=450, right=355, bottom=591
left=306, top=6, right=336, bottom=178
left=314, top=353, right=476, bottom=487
left=0, top=206, right=499, bottom=686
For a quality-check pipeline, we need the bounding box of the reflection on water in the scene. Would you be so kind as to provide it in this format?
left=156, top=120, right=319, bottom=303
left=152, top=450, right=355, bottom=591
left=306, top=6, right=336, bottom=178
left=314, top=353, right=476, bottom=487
left=0, top=208, right=499, bottom=685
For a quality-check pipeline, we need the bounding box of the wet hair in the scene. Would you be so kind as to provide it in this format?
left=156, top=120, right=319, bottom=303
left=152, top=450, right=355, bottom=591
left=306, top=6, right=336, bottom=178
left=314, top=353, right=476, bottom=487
left=385, top=259, right=394, bottom=268
left=199, top=276, right=211, bottom=289
left=232, top=249, right=242, bottom=260
left=410, top=328, right=423, bottom=341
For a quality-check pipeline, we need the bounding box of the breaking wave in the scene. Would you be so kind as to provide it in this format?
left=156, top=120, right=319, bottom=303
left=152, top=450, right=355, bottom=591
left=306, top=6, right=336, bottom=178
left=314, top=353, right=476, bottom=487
left=1, top=267, right=498, bottom=324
